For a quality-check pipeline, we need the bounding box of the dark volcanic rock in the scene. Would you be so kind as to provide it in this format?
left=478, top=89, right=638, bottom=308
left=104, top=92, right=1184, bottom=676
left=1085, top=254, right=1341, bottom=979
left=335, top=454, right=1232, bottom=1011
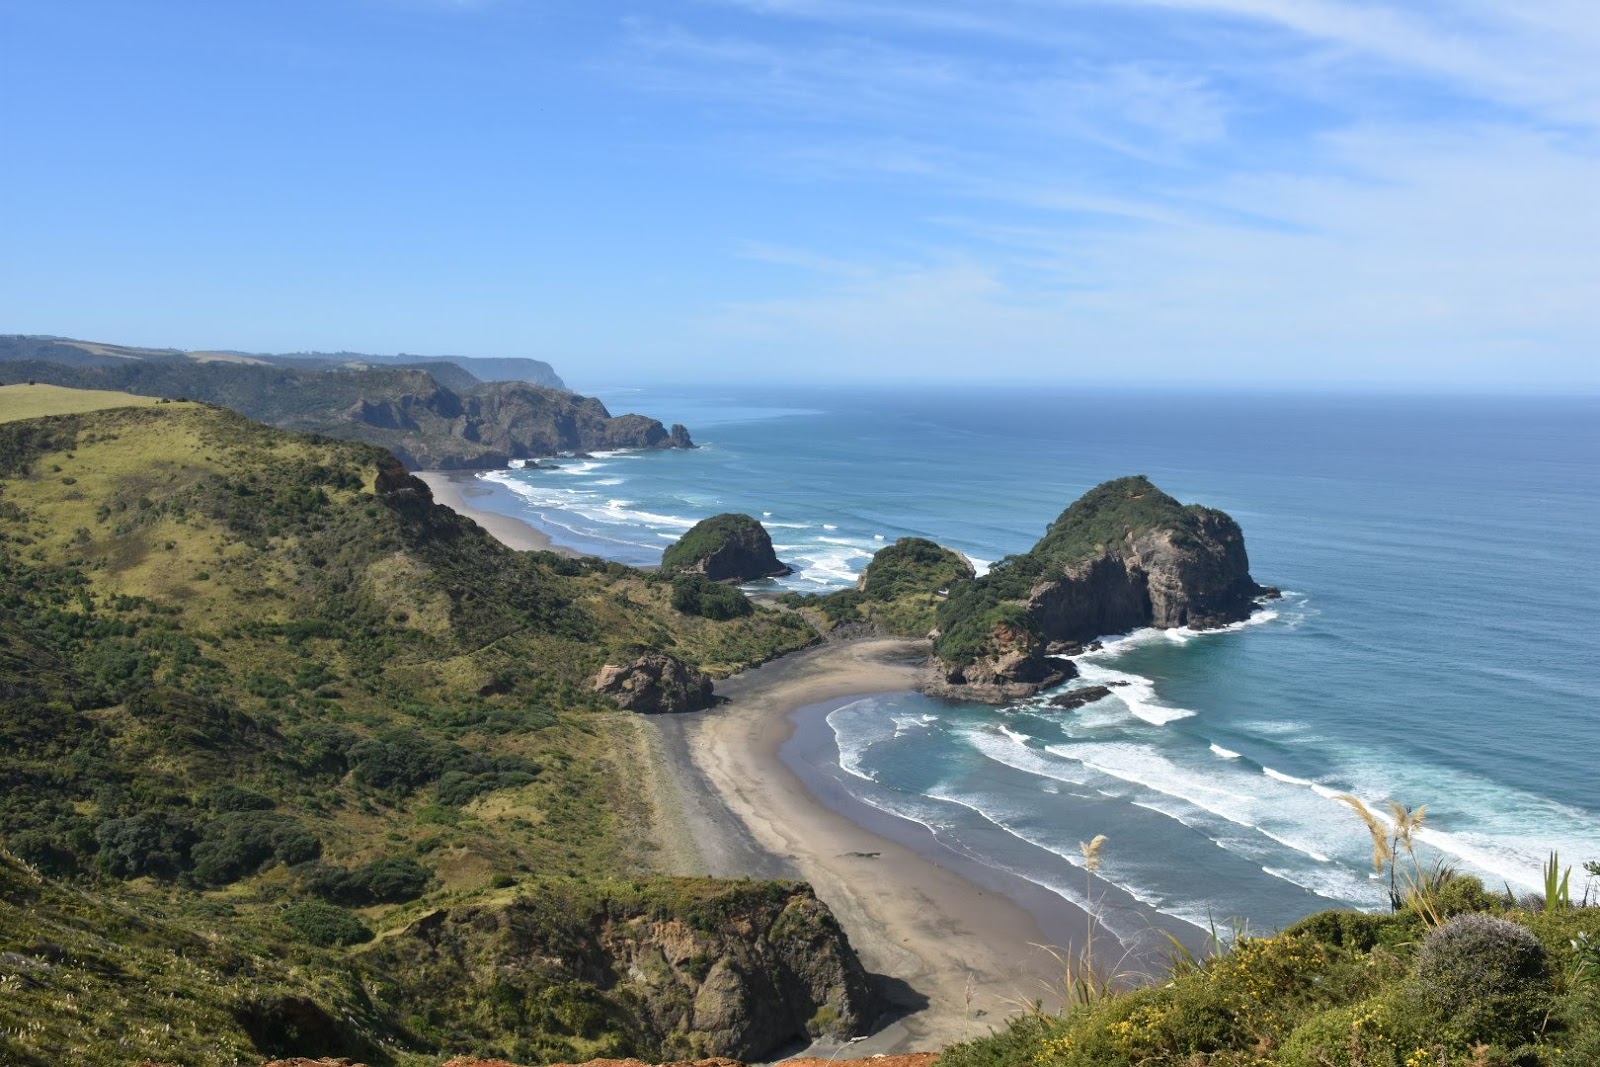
left=922, top=621, right=1072, bottom=704
left=662, top=514, right=791, bottom=583
left=928, top=476, right=1269, bottom=703
left=593, top=652, right=715, bottom=714
left=1048, top=685, right=1114, bottom=711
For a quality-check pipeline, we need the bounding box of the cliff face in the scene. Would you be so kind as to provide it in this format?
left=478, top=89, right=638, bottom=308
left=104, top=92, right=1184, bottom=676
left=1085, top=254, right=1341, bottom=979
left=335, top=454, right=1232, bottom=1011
left=0, top=346, right=694, bottom=470
left=662, top=515, right=791, bottom=583
left=1027, top=512, right=1261, bottom=642
left=376, top=881, right=877, bottom=1061
left=930, top=476, right=1272, bottom=702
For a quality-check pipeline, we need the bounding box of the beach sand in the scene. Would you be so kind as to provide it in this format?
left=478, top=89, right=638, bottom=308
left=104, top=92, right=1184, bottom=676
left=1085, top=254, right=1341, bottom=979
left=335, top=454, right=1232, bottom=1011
left=417, top=479, right=1086, bottom=1054
left=652, top=640, right=1085, bottom=1056
left=416, top=470, right=583, bottom=557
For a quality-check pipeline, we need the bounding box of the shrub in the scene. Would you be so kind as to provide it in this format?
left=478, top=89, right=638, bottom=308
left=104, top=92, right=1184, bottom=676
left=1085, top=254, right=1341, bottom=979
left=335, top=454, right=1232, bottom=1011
left=282, top=900, right=373, bottom=947
left=95, top=813, right=197, bottom=879
left=1411, top=913, right=1553, bottom=1045
left=189, top=811, right=321, bottom=885
left=348, top=731, right=446, bottom=790
left=670, top=573, right=753, bottom=620
left=1431, top=872, right=1501, bottom=918
left=302, top=856, right=432, bottom=906
left=859, top=537, right=974, bottom=601
left=207, top=783, right=275, bottom=812
left=5, top=828, right=80, bottom=877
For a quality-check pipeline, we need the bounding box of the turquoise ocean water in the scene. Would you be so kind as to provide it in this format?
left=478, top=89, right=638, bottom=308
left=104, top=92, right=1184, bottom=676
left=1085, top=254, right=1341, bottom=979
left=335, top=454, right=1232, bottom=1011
left=467, top=385, right=1600, bottom=947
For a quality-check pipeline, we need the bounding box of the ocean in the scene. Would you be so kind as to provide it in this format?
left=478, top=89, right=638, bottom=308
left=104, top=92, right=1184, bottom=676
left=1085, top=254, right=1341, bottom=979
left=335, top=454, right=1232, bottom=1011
left=465, top=384, right=1600, bottom=948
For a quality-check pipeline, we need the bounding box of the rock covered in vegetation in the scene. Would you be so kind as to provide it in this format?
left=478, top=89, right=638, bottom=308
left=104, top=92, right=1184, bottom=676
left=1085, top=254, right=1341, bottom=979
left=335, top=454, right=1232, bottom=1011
left=929, top=476, right=1273, bottom=702
left=857, top=537, right=975, bottom=601
left=922, top=613, right=1072, bottom=702
left=661, top=514, right=791, bottom=582
left=594, top=652, right=716, bottom=713
left=374, top=879, right=878, bottom=1061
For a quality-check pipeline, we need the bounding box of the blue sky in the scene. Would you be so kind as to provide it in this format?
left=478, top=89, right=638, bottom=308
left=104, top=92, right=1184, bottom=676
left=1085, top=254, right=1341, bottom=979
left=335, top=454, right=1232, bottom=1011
left=1, top=1, right=1596, bottom=387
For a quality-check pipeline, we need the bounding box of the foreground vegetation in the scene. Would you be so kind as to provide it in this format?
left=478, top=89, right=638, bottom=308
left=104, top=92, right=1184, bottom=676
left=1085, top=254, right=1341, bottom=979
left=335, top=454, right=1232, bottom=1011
left=944, top=861, right=1600, bottom=1067
left=0, top=398, right=823, bottom=1063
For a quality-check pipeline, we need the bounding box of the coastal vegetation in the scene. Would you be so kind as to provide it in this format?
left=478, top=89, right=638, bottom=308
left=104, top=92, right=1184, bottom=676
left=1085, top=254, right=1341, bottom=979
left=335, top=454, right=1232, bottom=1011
left=942, top=877, right=1600, bottom=1066
left=782, top=536, right=977, bottom=637
left=0, top=395, right=841, bottom=1064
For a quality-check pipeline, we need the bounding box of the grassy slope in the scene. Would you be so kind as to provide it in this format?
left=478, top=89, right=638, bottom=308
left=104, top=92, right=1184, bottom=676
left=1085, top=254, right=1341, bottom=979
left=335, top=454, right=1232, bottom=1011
left=0, top=382, right=163, bottom=421
left=0, top=399, right=817, bottom=1064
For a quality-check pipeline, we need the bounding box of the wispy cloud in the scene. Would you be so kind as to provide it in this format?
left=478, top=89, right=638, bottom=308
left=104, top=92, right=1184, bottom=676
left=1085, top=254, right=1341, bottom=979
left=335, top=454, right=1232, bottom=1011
left=612, top=0, right=1599, bottom=382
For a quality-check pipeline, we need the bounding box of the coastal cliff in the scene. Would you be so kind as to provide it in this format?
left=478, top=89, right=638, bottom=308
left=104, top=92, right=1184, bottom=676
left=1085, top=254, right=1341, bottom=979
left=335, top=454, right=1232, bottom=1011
left=0, top=336, right=694, bottom=469
left=377, top=880, right=877, bottom=1061
left=929, top=476, right=1273, bottom=702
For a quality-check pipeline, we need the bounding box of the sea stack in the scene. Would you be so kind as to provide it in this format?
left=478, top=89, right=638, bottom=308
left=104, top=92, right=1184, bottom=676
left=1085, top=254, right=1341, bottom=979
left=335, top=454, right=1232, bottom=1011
left=927, top=475, right=1275, bottom=703
left=661, top=513, right=791, bottom=582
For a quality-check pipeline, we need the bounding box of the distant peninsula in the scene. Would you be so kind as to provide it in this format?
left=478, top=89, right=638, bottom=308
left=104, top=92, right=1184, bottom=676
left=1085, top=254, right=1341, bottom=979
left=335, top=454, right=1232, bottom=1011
left=0, top=334, right=693, bottom=469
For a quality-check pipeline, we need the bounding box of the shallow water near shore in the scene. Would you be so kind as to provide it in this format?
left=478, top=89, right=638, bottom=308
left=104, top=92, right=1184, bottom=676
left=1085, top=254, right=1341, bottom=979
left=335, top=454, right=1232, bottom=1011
left=469, top=384, right=1600, bottom=940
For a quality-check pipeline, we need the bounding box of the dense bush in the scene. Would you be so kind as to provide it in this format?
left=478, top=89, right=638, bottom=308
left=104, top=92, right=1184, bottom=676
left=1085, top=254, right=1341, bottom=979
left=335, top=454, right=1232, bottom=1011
left=189, top=811, right=321, bottom=885
left=95, top=813, right=197, bottom=879
left=1411, top=912, right=1553, bottom=1044
left=348, top=731, right=449, bottom=791
left=670, top=573, right=754, bottom=620
left=301, top=856, right=432, bottom=905
left=207, top=784, right=275, bottom=812
left=859, top=537, right=974, bottom=601
left=281, top=900, right=373, bottom=947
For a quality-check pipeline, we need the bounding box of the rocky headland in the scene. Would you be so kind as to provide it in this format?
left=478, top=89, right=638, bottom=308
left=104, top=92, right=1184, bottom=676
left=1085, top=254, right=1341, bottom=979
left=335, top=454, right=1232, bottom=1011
left=925, top=475, right=1277, bottom=703
left=0, top=334, right=694, bottom=469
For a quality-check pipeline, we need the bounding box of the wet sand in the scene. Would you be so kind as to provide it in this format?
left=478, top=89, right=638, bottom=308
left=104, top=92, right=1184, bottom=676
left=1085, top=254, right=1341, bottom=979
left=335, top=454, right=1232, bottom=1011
left=652, top=640, right=1086, bottom=1055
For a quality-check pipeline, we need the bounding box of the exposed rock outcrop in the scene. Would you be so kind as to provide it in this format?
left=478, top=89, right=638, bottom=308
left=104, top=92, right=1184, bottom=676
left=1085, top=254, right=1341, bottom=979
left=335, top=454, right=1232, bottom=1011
left=922, top=621, right=1073, bottom=703
left=661, top=514, right=791, bottom=583
left=1048, top=685, right=1114, bottom=711
left=929, top=476, right=1271, bottom=703
left=375, top=881, right=878, bottom=1061
left=594, top=652, right=716, bottom=714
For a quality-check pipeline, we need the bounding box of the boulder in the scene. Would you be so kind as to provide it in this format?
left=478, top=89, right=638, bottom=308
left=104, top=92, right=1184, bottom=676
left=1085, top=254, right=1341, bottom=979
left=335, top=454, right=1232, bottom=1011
left=594, top=652, right=715, bottom=714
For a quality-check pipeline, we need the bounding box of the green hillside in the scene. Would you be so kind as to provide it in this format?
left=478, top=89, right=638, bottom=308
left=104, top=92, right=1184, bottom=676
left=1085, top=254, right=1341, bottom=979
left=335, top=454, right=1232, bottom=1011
left=0, top=400, right=821, bottom=1064
left=0, top=382, right=164, bottom=421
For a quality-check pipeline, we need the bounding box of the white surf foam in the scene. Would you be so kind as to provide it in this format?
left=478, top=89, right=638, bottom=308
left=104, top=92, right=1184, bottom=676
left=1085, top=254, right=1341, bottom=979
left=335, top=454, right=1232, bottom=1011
left=1071, top=661, right=1197, bottom=725
left=1210, top=743, right=1241, bottom=759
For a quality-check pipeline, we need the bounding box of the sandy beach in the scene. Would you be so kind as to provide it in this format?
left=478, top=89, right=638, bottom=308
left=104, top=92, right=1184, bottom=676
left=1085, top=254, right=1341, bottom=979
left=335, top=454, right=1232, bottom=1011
left=418, top=480, right=1087, bottom=1053
left=416, top=469, right=583, bottom=557
left=651, top=639, right=1086, bottom=1056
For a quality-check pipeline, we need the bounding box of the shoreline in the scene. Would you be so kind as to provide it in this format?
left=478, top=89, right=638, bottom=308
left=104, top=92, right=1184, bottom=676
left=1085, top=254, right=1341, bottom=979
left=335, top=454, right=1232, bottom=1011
left=416, top=469, right=584, bottom=557
left=652, top=639, right=1093, bottom=1055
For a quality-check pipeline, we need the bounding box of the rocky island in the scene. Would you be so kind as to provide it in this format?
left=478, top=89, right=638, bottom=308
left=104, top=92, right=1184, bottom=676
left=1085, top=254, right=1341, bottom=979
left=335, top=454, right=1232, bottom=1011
left=925, top=475, right=1277, bottom=703
left=661, top=513, right=792, bottom=582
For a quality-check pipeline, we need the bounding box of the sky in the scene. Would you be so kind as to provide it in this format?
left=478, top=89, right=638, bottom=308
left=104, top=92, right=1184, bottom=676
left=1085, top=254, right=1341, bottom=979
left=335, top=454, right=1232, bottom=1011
left=1, top=0, right=1596, bottom=388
